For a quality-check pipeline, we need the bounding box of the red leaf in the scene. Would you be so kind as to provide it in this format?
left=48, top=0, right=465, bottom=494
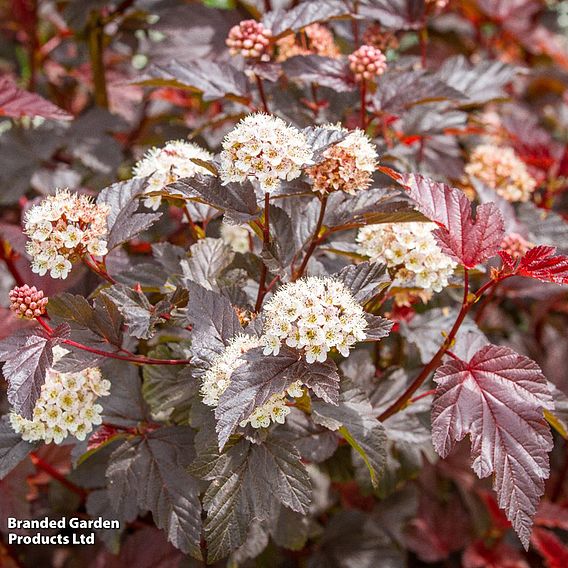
left=0, top=76, right=72, bottom=120
left=432, top=344, right=554, bottom=548
left=531, top=528, right=568, bottom=568
left=535, top=501, right=568, bottom=532
left=463, top=540, right=529, bottom=568
left=399, top=173, right=505, bottom=268
left=516, top=246, right=568, bottom=285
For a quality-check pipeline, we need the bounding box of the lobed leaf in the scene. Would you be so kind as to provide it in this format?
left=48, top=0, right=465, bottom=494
left=399, top=173, right=505, bottom=268
left=97, top=178, right=161, bottom=250
left=431, top=344, right=554, bottom=548
left=336, top=261, right=390, bottom=303
left=106, top=426, right=202, bottom=558
left=0, top=324, right=69, bottom=420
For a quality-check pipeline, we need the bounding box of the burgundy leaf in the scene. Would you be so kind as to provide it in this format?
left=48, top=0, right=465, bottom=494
left=431, top=344, right=553, bottom=548
left=515, top=245, right=568, bottom=285
left=463, top=540, right=529, bottom=568
left=0, top=76, right=72, bottom=120
left=535, top=501, right=568, bottom=532
left=400, top=173, right=505, bottom=268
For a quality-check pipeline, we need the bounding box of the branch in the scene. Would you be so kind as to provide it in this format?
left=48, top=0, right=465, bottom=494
left=255, top=192, right=271, bottom=312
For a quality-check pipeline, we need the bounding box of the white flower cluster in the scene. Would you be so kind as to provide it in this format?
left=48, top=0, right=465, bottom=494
left=357, top=223, right=457, bottom=293
left=262, top=277, right=368, bottom=363
left=220, top=223, right=253, bottom=253
left=132, top=140, right=214, bottom=210
left=219, top=113, right=313, bottom=193
left=10, top=351, right=110, bottom=444
left=24, top=189, right=110, bottom=280
left=306, top=124, right=378, bottom=194
left=200, top=334, right=303, bottom=429
left=465, top=144, right=537, bottom=202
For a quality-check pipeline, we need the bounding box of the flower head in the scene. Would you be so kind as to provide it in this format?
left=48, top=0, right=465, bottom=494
left=348, top=45, right=387, bottom=82
left=220, top=223, right=253, bottom=253
left=277, top=24, right=340, bottom=61
left=357, top=222, right=457, bottom=295
left=220, top=113, right=313, bottom=193
left=9, top=285, right=48, bottom=319
left=10, top=348, right=110, bottom=444
left=261, top=277, right=368, bottom=362
left=132, top=140, right=214, bottom=210
left=465, top=144, right=537, bottom=203
left=226, top=20, right=272, bottom=61
left=24, top=189, right=109, bottom=280
left=306, top=125, right=378, bottom=194
left=200, top=334, right=300, bottom=429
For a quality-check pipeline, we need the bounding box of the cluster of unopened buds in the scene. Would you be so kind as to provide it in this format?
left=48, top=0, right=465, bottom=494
left=261, top=277, right=368, bottom=363
left=348, top=44, right=387, bottom=82
left=219, top=113, right=314, bottom=193
left=132, top=140, right=214, bottom=210
left=9, top=285, right=48, bottom=319
left=306, top=125, right=378, bottom=194
left=356, top=222, right=457, bottom=295
left=10, top=348, right=111, bottom=444
left=500, top=233, right=534, bottom=259
left=226, top=20, right=272, bottom=61
left=24, top=189, right=109, bottom=280
left=362, top=24, right=399, bottom=51
left=277, top=23, right=340, bottom=61
left=465, top=144, right=537, bottom=202
left=200, top=334, right=303, bottom=429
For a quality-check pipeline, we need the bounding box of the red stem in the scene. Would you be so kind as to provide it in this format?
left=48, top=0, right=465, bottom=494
left=410, top=389, right=436, bottom=404
left=378, top=270, right=471, bottom=422
left=255, top=193, right=271, bottom=312
left=292, top=194, right=328, bottom=281
left=360, top=80, right=367, bottom=130
left=37, top=317, right=190, bottom=366
left=30, top=452, right=87, bottom=498
left=255, top=74, right=270, bottom=113
left=83, top=254, right=116, bottom=284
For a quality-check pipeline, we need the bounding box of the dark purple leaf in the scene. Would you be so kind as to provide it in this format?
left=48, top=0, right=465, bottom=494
left=283, top=55, right=356, bottom=92
left=336, top=261, right=390, bottom=303
left=0, top=324, right=69, bottom=420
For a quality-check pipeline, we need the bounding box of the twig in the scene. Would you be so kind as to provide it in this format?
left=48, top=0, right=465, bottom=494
left=30, top=452, right=87, bottom=499
left=360, top=79, right=367, bottom=130
left=37, top=317, right=190, bottom=366
left=254, top=193, right=271, bottom=312
left=292, top=194, right=328, bottom=280
left=255, top=74, right=270, bottom=113
left=87, top=11, right=108, bottom=108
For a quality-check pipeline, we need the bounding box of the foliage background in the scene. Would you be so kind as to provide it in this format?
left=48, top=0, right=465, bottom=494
left=0, top=0, right=568, bottom=567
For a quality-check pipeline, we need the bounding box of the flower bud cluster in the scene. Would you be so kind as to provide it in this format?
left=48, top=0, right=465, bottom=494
left=261, top=277, right=368, bottom=363
left=501, top=233, right=534, bottom=259
left=226, top=20, right=272, bottom=61
left=277, top=24, right=340, bottom=61
left=362, top=24, right=399, bottom=51
left=357, top=223, right=456, bottom=293
left=220, top=113, right=313, bottom=193
left=10, top=354, right=110, bottom=444
left=24, top=189, right=109, bottom=280
left=348, top=45, right=387, bottom=82
left=465, top=144, right=537, bottom=203
left=306, top=125, right=378, bottom=194
left=200, top=334, right=302, bottom=429
left=9, top=285, right=48, bottom=319
left=132, top=140, right=214, bottom=210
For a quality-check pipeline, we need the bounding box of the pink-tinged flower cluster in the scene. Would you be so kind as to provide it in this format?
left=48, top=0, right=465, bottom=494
left=348, top=45, right=387, bottom=82
left=277, top=24, right=340, bottom=61
left=465, top=144, right=537, bottom=203
left=226, top=20, right=272, bottom=61
left=501, top=233, right=534, bottom=259
left=24, top=189, right=109, bottom=280
left=362, top=24, right=399, bottom=51
left=306, top=124, right=378, bottom=194
left=9, top=285, right=48, bottom=320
